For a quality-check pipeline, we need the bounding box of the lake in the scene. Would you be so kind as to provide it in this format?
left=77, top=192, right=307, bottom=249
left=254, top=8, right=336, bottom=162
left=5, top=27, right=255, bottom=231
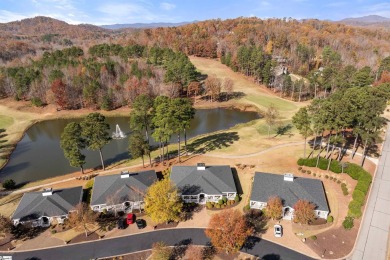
left=0, top=108, right=259, bottom=184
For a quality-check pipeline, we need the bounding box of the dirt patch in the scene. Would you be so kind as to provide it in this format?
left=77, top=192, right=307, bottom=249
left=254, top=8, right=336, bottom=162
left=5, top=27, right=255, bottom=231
left=0, top=233, right=13, bottom=251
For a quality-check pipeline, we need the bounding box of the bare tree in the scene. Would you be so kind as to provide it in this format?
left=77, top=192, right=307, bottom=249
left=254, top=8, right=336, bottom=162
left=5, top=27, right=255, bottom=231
left=223, top=78, right=234, bottom=101
left=205, top=76, right=221, bottom=102
left=67, top=203, right=98, bottom=237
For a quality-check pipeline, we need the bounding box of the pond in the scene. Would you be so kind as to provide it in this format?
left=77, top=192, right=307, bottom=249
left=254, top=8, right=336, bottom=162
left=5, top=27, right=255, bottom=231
left=0, top=108, right=259, bottom=184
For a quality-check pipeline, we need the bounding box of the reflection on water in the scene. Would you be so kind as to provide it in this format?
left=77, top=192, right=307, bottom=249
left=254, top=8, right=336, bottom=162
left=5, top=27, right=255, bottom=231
left=0, top=108, right=259, bottom=184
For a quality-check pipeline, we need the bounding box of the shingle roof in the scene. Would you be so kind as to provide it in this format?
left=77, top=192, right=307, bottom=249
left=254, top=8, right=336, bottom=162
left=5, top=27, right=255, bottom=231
left=250, top=172, right=329, bottom=212
left=170, top=165, right=237, bottom=195
left=12, top=186, right=83, bottom=221
left=90, top=170, right=157, bottom=206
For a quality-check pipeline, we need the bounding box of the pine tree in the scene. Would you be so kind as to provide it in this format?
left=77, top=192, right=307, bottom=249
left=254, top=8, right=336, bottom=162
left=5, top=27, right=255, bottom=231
left=60, top=122, right=86, bottom=174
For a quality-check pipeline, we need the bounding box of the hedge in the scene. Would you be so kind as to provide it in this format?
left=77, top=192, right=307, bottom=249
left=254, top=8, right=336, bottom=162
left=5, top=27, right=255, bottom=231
left=352, top=190, right=365, bottom=206
left=298, top=157, right=342, bottom=173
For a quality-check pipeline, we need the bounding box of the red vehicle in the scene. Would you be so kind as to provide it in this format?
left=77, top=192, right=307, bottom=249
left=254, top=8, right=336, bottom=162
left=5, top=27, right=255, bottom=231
left=126, top=213, right=135, bottom=225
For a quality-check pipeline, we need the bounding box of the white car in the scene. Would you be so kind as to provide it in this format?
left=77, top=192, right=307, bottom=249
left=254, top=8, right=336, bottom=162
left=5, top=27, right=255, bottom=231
left=274, top=224, right=283, bottom=237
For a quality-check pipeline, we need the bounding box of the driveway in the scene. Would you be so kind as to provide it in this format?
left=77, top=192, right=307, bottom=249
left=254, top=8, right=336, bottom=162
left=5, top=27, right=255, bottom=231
left=4, top=228, right=314, bottom=260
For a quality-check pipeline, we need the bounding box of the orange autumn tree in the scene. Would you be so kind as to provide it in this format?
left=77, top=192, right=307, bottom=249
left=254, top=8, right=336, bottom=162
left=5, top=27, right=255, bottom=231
left=265, top=196, right=283, bottom=220
left=293, top=199, right=316, bottom=224
left=205, top=209, right=253, bottom=254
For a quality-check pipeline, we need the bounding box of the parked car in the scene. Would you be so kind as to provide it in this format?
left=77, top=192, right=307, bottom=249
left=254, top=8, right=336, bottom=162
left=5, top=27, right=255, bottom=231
left=136, top=219, right=146, bottom=229
left=117, top=218, right=127, bottom=229
left=126, top=213, right=135, bottom=225
left=274, top=224, right=283, bottom=237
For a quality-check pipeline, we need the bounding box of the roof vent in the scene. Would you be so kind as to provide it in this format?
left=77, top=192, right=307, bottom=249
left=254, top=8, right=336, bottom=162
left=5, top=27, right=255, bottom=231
left=42, top=188, right=53, bottom=196
left=283, top=173, right=294, bottom=182
left=120, top=171, right=130, bottom=178
left=197, top=163, right=206, bottom=170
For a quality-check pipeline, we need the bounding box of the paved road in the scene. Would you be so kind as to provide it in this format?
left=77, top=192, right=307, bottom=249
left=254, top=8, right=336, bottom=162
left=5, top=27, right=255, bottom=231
left=4, top=228, right=314, bottom=260
left=349, top=125, right=390, bottom=260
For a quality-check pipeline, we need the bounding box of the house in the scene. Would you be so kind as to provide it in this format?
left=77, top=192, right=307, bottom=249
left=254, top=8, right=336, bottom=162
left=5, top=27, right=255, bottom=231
left=12, top=186, right=83, bottom=227
left=250, top=172, right=329, bottom=220
left=170, top=163, right=237, bottom=204
left=90, top=170, right=157, bottom=213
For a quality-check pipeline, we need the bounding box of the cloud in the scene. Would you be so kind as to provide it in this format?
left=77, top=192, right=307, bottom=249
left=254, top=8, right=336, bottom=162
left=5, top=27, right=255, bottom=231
left=325, top=1, right=347, bottom=8
left=160, top=2, right=176, bottom=11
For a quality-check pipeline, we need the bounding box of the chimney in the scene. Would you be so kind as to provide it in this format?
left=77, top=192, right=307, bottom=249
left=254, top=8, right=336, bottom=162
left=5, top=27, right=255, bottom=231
left=197, top=163, right=206, bottom=170
left=283, top=173, right=294, bottom=182
left=120, top=171, right=130, bottom=178
left=42, top=188, right=53, bottom=196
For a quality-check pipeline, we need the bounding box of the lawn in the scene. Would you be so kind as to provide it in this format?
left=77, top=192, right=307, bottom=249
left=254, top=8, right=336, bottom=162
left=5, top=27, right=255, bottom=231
left=0, top=115, right=14, bottom=130
left=245, top=94, right=297, bottom=112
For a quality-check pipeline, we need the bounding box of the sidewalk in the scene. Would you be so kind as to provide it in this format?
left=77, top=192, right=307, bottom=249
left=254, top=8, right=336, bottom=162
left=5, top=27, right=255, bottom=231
left=349, top=125, right=390, bottom=260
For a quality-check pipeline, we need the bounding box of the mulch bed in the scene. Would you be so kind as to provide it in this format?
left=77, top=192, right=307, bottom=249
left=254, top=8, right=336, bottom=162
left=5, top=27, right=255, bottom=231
left=69, top=232, right=100, bottom=244
left=0, top=234, right=13, bottom=251
left=305, top=219, right=360, bottom=259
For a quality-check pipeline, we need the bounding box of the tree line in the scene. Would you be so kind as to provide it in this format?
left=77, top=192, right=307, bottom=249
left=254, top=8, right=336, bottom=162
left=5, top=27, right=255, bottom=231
left=293, top=83, right=390, bottom=167
left=0, top=44, right=199, bottom=110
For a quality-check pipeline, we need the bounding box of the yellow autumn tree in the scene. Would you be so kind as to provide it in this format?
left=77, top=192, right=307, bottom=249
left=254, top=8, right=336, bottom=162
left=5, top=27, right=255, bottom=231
left=144, top=178, right=183, bottom=225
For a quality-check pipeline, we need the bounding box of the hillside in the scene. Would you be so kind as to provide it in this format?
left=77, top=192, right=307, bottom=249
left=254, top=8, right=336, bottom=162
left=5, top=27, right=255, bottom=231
left=123, top=17, right=390, bottom=69
left=339, top=15, right=390, bottom=28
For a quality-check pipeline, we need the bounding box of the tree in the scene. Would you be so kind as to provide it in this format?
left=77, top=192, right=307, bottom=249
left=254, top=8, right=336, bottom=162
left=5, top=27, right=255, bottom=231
left=144, top=178, right=183, bottom=225
left=205, top=209, right=253, bottom=254
left=293, top=200, right=316, bottom=224
left=129, top=131, right=151, bottom=167
left=205, top=76, right=221, bottom=102
left=129, top=94, right=154, bottom=144
left=60, top=122, right=86, bottom=174
left=223, top=78, right=234, bottom=101
left=265, top=196, right=283, bottom=220
left=51, top=79, right=67, bottom=109
left=80, top=113, right=111, bottom=171
left=292, top=107, right=313, bottom=158
left=170, top=98, right=195, bottom=161
left=184, top=245, right=204, bottom=260
left=264, top=104, right=280, bottom=137
left=151, top=241, right=172, bottom=260
left=0, top=215, right=12, bottom=234
left=67, top=203, right=98, bottom=237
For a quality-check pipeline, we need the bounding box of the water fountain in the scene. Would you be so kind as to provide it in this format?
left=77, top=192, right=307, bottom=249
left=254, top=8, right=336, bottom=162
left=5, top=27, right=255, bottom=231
left=112, top=124, right=126, bottom=139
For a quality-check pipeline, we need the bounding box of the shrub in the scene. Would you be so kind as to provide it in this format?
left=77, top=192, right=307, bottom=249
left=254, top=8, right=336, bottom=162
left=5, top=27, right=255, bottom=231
left=221, top=204, right=226, bottom=208
left=298, top=166, right=302, bottom=170
left=343, top=216, right=354, bottom=230
left=85, top=179, right=94, bottom=189
left=302, top=169, right=306, bottom=173
left=234, top=195, right=240, bottom=203
left=337, top=180, right=341, bottom=184
left=341, top=183, right=349, bottom=196
left=344, top=164, right=364, bottom=180
left=348, top=200, right=362, bottom=218
left=31, top=97, right=44, bottom=107
left=333, top=178, right=337, bottom=182
left=329, top=177, right=333, bottom=180
left=206, top=202, right=213, bottom=209
left=51, top=230, right=57, bottom=234
left=325, top=175, right=329, bottom=179
left=297, top=159, right=305, bottom=166
left=355, top=181, right=370, bottom=195
left=215, top=204, right=221, bottom=209
left=307, top=170, right=311, bottom=174
left=327, top=215, right=334, bottom=223
left=243, top=204, right=250, bottom=211
left=2, top=179, right=16, bottom=190
left=222, top=197, right=227, bottom=204
left=218, top=199, right=223, bottom=205
left=313, top=173, right=316, bottom=177
left=310, top=235, right=317, bottom=240
left=352, top=190, right=365, bottom=205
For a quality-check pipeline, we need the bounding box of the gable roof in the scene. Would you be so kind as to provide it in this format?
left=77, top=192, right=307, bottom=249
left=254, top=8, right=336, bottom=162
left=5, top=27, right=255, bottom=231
left=90, top=170, right=157, bottom=206
left=250, top=172, right=329, bottom=212
left=12, top=186, right=83, bottom=221
left=170, top=165, right=237, bottom=195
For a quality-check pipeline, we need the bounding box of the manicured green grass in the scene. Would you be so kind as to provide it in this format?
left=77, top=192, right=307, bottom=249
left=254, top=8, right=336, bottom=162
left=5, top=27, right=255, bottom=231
left=245, top=95, right=297, bottom=111
left=0, top=115, right=14, bottom=130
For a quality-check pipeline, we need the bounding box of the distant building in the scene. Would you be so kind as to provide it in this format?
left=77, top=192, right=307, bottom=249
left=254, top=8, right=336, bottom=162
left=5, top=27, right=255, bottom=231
left=250, top=172, right=329, bottom=220
left=12, top=186, right=83, bottom=227
left=170, top=163, right=237, bottom=204
left=90, top=170, right=157, bottom=213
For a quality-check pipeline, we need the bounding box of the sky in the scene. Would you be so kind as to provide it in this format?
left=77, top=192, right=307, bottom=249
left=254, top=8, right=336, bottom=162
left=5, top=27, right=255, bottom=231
left=0, top=0, right=389, bottom=25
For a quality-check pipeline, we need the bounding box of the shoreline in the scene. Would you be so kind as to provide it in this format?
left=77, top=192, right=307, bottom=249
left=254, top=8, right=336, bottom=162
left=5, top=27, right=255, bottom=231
left=0, top=99, right=260, bottom=185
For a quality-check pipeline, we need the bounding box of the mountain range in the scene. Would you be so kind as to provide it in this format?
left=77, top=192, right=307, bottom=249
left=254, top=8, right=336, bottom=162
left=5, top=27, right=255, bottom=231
left=338, top=15, right=390, bottom=28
